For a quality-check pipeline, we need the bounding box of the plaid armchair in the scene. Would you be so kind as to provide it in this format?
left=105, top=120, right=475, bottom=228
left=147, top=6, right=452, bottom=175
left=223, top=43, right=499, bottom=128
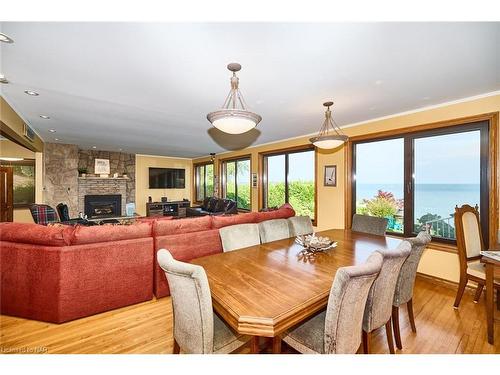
left=29, top=204, right=59, bottom=226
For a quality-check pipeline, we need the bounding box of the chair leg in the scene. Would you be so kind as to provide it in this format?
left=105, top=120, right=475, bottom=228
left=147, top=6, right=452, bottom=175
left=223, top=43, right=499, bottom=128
left=251, top=336, right=260, bottom=354
left=473, top=283, right=484, bottom=303
left=453, top=276, right=467, bottom=309
left=272, top=337, right=282, bottom=354
left=392, top=306, right=402, bottom=350
left=173, top=338, right=180, bottom=354
left=362, top=330, right=370, bottom=354
left=407, top=298, right=417, bottom=333
left=385, top=320, right=395, bottom=354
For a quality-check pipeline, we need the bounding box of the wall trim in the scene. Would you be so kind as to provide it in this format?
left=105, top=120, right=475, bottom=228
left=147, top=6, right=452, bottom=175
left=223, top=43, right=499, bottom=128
left=135, top=154, right=193, bottom=161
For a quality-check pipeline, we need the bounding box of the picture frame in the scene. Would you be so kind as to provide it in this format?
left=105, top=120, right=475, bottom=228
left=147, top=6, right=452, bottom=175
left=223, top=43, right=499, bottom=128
left=94, top=158, right=110, bottom=174
left=324, top=165, right=337, bottom=186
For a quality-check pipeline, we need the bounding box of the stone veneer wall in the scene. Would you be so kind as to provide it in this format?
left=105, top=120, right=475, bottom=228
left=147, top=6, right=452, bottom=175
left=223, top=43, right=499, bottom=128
left=43, top=143, right=79, bottom=216
left=78, top=178, right=127, bottom=216
left=78, top=150, right=135, bottom=204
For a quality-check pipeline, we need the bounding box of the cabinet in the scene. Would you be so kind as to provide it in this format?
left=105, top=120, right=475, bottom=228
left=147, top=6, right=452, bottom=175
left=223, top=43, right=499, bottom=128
left=146, top=200, right=190, bottom=218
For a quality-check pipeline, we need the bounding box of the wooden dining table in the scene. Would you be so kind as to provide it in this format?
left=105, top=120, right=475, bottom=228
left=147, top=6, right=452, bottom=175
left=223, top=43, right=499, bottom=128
left=480, top=255, right=500, bottom=345
left=191, top=229, right=404, bottom=340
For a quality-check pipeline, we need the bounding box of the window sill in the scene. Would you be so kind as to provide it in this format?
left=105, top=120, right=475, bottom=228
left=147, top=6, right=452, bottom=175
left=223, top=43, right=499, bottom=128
left=386, top=233, right=458, bottom=254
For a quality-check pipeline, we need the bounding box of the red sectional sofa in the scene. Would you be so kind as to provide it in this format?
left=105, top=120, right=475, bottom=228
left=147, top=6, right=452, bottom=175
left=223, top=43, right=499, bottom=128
left=0, top=205, right=295, bottom=323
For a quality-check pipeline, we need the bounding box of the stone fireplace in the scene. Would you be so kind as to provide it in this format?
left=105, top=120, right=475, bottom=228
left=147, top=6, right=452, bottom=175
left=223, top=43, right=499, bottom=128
left=84, top=194, right=122, bottom=219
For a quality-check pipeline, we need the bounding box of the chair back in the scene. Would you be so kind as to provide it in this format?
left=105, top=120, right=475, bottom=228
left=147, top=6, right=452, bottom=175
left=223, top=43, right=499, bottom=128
left=454, top=205, right=484, bottom=273
left=259, top=218, right=291, bottom=243
left=393, top=231, right=431, bottom=307
left=324, top=252, right=383, bottom=354
left=351, top=214, right=388, bottom=236
left=157, top=249, right=214, bottom=354
left=29, top=204, right=59, bottom=225
left=287, top=216, right=314, bottom=236
left=219, top=223, right=260, bottom=252
left=56, top=203, right=71, bottom=222
left=363, top=241, right=411, bottom=332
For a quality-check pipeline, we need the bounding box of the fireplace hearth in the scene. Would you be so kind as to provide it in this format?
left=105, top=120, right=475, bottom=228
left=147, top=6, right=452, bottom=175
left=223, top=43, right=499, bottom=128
left=84, top=194, right=122, bottom=219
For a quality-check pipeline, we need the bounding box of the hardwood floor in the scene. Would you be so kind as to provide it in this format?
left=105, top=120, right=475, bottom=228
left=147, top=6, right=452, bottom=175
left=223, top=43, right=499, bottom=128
left=1, top=276, right=499, bottom=354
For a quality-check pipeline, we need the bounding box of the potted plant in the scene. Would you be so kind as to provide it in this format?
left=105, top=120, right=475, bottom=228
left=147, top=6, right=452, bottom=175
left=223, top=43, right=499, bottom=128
left=78, top=167, right=88, bottom=177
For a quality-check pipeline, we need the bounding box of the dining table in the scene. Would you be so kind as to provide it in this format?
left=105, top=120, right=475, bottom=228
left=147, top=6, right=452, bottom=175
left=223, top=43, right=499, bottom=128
left=480, top=255, right=500, bottom=345
left=191, top=228, right=404, bottom=348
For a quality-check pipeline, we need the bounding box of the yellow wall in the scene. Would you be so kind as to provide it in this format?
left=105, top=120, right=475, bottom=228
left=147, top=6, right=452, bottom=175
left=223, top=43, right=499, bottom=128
left=193, top=93, right=500, bottom=283
left=135, top=154, right=193, bottom=216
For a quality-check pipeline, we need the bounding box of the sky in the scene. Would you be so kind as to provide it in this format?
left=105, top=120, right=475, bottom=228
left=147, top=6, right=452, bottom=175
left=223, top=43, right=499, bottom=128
left=355, top=130, right=481, bottom=185
left=267, top=150, right=315, bottom=182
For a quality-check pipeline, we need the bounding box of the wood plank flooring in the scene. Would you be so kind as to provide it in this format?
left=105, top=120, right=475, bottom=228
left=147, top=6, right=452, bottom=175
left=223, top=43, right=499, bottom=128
left=1, top=276, right=499, bottom=354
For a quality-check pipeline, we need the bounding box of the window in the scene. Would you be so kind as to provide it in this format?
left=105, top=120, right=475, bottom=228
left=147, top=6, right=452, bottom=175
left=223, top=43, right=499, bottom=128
left=0, top=159, right=36, bottom=208
left=221, top=157, right=251, bottom=210
left=263, top=148, right=316, bottom=222
left=194, top=163, right=214, bottom=202
left=352, top=121, right=489, bottom=242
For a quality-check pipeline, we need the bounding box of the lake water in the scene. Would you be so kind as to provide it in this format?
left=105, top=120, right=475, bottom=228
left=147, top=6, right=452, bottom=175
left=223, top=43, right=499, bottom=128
left=356, top=183, right=480, bottom=220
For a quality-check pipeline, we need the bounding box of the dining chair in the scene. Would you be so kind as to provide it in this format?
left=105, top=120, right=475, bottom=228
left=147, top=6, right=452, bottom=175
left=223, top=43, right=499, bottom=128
left=219, top=223, right=261, bottom=252
left=453, top=204, right=500, bottom=308
left=287, top=216, right=314, bottom=236
left=277, top=252, right=383, bottom=354
left=259, top=218, right=291, bottom=243
left=392, top=231, right=431, bottom=349
left=156, top=249, right=254, bottom=354
left=351, top=214, right=388, bottom=236
left=362, top=240, right=411, bottom=354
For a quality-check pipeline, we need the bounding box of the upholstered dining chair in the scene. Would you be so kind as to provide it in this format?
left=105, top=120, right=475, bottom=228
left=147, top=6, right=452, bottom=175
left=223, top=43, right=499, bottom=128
left=351, top=214, right=388, bottom=236
left=219, top=223, right=261, bottom=252
left=276, top=251, right=383, bottom=354
left=259, top=218, right=291, bottom=243
left=362, top=240, right=411, bottom=354
left=392, top=231, right=431, bottom=349
left=287, top=216, right=314, bottom=237
left=156, top=249, right=253, bottom=354
left=453, top=204, right=500, bottom=309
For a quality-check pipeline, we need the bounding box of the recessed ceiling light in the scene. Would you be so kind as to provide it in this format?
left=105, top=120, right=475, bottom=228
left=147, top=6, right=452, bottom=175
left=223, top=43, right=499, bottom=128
left=0, top=157, right=23, bottom=161
left=39, top=115, right=50, bottom=119
left=92, top=146, right=97, bottom=149
left=0, top=74, right=8, bottom=84
left=119, top=148, right=123, bottom=151
left=24, top=90, right=39, bottom=96
left=54, top=138, right=60, bottom=141
left=48, top=129, right=56, bottom=133
left=0, top=33, right=14, bottom=44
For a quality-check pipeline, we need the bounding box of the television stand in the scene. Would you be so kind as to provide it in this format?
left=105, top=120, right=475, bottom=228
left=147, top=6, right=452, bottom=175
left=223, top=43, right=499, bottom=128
left=146, top=200, right=190, bottom=218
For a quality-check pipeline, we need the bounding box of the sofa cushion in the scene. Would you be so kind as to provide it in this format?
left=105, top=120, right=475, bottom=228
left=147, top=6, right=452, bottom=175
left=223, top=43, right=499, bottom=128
left=153, top=215, right=212, bottom=236
left=0, top=222, right=74, bottom=246
left=71, top=222, right=153, bottom=245
left=254, top=204, right=296, bottom=222
left=211, top=211, right=259, bottom=229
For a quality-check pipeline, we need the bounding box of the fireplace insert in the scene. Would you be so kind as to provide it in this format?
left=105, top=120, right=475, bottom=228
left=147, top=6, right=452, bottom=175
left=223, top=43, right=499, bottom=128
left=84, top=194, right=122, bottom=219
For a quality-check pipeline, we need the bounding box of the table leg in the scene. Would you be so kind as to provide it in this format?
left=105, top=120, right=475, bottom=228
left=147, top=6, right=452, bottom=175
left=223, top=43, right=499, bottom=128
left=485, top=263, right=494, bottom=345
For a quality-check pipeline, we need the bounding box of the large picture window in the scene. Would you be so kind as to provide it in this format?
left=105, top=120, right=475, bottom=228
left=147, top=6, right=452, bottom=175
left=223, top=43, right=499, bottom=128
left=221, top=157, right=251, bottom=210
left=194, top=163, right=214, bottom=202
left=262, top=147, right=316, bottom=222
left=352, top=121, right=489, bottom=242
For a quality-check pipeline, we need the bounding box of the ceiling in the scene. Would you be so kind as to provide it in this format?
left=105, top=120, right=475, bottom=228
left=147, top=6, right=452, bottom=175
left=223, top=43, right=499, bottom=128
left=0, top=22, right=499, bottom=158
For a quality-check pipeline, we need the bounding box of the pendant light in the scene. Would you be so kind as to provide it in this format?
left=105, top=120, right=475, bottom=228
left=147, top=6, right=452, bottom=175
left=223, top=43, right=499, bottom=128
left=207, top=63, right=262, bottom=134
left=309, top=101, right=348, bottom=149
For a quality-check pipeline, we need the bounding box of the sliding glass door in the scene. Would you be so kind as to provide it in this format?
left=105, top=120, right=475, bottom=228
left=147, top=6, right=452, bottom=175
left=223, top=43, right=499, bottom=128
left=221, top=157, right=251, bottom=210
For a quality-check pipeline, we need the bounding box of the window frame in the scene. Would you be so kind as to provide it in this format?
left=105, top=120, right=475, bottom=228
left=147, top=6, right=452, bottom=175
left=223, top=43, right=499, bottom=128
left=193, top=161, right=214, bottom=203
left=219, top=155, right=252, bottom=211
left=260, top=145, right=317, bottom=226
left=347, top=114, right=498, bottom=249
left=0, top=158, right=36, bottom=208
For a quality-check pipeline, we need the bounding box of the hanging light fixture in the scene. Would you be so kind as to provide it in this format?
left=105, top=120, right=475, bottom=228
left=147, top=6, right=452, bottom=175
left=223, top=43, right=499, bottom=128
left=309, top=101, right=348, bottom=149
left=207, top=63, right=262, bottom=134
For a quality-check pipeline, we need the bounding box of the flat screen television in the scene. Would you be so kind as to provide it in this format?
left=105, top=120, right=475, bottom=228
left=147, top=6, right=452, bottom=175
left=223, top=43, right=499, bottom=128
left=149, top=168, right=185, bottom=189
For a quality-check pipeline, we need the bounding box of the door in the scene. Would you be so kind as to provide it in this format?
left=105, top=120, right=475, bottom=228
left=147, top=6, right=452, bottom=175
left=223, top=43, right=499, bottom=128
left=0, top=166, right=14, bottom=222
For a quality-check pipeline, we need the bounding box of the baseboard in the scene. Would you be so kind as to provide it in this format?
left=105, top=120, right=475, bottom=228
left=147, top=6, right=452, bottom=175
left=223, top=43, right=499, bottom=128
left=416, top=272, right=476, bottom=293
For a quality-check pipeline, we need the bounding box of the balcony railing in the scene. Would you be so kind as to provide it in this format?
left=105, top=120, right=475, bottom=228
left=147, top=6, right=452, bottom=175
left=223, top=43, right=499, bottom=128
left=424, top=215, right=455, bottom=239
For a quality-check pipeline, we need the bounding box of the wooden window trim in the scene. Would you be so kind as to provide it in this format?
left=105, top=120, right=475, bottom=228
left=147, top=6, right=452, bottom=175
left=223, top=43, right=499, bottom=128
left=218, top=155, right=252, bottom=211
left=258, top=144, right=318, bottom=226
left=0, top=158, right=36, bottom=209
left=345, top=112, right=499, bottom=251
left=192, top=161, right=214, bottom=204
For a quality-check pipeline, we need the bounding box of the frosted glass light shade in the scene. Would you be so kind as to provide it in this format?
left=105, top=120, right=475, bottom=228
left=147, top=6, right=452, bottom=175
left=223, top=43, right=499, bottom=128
left=309, top=135, right=348, bottom=149
left=207, top=109, right=262, bottom=135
